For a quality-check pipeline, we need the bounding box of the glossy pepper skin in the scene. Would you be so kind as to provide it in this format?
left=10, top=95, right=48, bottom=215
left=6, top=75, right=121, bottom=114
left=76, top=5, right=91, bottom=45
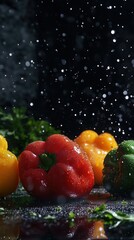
left=103, top=140, right=134, bottom=197
left=0, top=135, right=19, bottom=197
left=75, top=130, right=118, bottom=186
left=18, top=134, right=94, bottom=199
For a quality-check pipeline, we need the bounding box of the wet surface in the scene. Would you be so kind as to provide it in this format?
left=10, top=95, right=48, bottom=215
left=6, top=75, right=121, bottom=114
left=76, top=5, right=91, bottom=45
left=0, top=187, right=134, bottom=239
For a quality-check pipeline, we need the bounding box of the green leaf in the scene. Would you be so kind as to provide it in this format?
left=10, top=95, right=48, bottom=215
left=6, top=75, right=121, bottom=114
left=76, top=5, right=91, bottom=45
left=0, top=207, right=5, bottom=215
left=92, top=204, right=106, bottom=213
left=44, top=215, right=56, bottom=220
left=102, top=210, right=134, bottom=222
left=68, top=211, right=76, bottom=220
left=91, top=204, right=134, bottom=224
left=0, top=107, right=60, bottom=156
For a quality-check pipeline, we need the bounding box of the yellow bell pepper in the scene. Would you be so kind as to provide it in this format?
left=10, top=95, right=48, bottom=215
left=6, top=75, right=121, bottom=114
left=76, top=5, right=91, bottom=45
left=75, top=130, right=118, bottom=185
left=0, top=135, right=19, bottom=197
left=0, top=216, right=20, bottom=239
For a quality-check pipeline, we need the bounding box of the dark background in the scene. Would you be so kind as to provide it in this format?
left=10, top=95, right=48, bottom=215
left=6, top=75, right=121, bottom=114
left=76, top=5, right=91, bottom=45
left=34, top=0, right=134, bottom=141
left=1, top=0, right=134, bottom=142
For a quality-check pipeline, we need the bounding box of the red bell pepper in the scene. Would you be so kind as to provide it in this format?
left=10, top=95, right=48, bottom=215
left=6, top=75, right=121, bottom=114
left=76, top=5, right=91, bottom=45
left=18, top=134, right=94, bottom=199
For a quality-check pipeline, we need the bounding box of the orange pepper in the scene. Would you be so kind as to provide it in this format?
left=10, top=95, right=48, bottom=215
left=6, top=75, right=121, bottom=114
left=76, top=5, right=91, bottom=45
left=75, top=130, right=118, bottom=185
left=92, top=221, right=107, bottom=239
left=0, top=135, right=19, bottom=197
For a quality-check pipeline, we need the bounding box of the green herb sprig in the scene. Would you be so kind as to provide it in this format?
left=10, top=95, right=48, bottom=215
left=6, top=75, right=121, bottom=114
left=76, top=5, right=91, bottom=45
left=0, top=207, right=5, bottom=215
left=90, top=204, right=134, bottom=226
left=0, top=107, right=60, bottom=156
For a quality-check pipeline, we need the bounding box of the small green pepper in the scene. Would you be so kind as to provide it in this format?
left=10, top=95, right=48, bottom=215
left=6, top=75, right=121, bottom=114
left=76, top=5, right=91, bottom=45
left=103, top=140, right=134, bottom=197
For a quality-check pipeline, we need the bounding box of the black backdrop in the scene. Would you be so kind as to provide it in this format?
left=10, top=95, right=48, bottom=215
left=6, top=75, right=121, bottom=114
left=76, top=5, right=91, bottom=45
left=33, top=0, right=134, bottom=142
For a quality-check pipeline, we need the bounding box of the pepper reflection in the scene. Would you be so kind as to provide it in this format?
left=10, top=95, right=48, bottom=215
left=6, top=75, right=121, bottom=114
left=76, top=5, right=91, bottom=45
left=1, top=215, right=134, bottom=239
left=0, top=216, right=20, bottom=240
left=19, top=218, right=107, bottom=239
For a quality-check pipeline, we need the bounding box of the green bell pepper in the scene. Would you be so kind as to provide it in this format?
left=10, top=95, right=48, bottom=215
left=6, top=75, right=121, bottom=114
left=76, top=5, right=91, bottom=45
left=103, top=140, right=134, bottom=197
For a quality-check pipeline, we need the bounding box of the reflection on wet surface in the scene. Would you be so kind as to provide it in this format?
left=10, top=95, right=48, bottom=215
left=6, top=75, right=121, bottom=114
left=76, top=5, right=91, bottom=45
left=1, top=215, right=134, bottom=240
left=0, top=187, right=134, bottom=239
left=20, top=219, right=107, bottom=240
